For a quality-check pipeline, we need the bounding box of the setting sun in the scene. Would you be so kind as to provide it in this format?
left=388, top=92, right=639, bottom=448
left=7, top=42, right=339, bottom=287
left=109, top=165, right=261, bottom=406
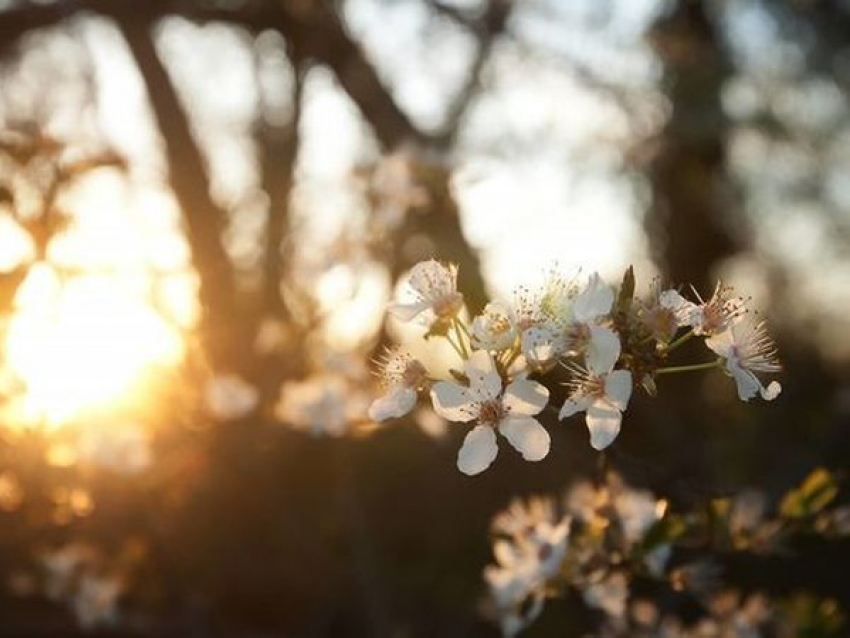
left=2, top=262, right=184, bottom=428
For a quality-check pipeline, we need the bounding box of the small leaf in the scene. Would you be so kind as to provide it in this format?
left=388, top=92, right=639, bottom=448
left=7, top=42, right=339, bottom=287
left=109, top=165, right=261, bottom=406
left=448, top=369, right=468, bottom=384
left=641, top=374, right=658, bottom=397
left=617, top=265, right=635, bottom=314
left=424, top=317, right=452, bottom=340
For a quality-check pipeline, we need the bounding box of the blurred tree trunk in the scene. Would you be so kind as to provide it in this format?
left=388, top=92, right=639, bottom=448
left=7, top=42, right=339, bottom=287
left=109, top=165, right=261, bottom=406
left=114, top=12, right=241, bottom=367
left=645, top=0, right=742, bottom=293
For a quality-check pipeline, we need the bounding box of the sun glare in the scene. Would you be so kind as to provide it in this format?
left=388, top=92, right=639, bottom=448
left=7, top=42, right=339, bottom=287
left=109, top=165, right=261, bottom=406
left=2, top=262, right=184, bottom=428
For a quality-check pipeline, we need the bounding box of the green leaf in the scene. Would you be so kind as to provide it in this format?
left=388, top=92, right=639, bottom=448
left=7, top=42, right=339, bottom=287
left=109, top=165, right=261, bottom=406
left=780, top=468, right=839, bottom=519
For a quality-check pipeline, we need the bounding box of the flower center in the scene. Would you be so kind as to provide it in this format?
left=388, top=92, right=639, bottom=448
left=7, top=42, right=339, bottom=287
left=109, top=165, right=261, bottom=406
left=402, top=360, right=427, bottom=388
left=488, top=315, right=512, bottom=336
left=432, top=292, right=464, bottom=318
left=478, top=399, right=505, bottom=425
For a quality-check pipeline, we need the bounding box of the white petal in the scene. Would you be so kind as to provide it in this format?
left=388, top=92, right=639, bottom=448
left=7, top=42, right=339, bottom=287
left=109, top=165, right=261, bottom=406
left=706, top=327, right=734, bottom=358
left=586, top=400, right=622, bottom=450
left=727, top=360, right=760, bottom=401
left=502, top=379, right=549, bottom=415
left=408, top=259, right=455, bottom=300
left=604, top=370, right=632, bottom=412
left=761, top=380, right=781, bottom=401
left=430, top=382, right=478, bottom=422
left=659, top=290, right=698, bottom=326
left=368, top=387, right=417, bottom=422
left=457, top=425, right=499, bottom=475
left=572, top=273, right=614, bottom=323
left=520, top=325, right=561, bottom=366
left=499, top=415, right=550, bottom=461
left=559, top=392, right=593, bottom=419
left=387, top=300, right=429, bottom=322
left=586, top=326, right=620, bottom=375
left=465, top=349, right=502, bottom=400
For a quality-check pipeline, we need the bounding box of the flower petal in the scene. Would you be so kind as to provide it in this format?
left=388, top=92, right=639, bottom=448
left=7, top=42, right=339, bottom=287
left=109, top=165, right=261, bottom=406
left=387, top=300, right=430, bottom=322
left=430, top=381, right=477, bottom=422
left=586, top=399, right=622, bottom=450
left=457, top=424, right=499, bottom=475
left=465, top=349, right=502, bottom=400
left=368, top=387, right=417, bottom=422
left=499, top=415, right=550, bottom=461
left=604, top=370, right=632, bottom=412
left=586, top=326, right=620, bottom=375
left=659, top=289, right=698, bottom=326
left=409, top=260, right=455, bottom=300
left=761, top=380, right=781, bottom=401
left=726, top=360, right=760, bottom=401
left=502, top=379, right=549, bottom=415
left=559, top=392, right=593, bottom=420
left=572, top=273, right=614, bottom=323
left=705, top=327, right=734, bottom=358
left=520, top=325, right=561, bottom=367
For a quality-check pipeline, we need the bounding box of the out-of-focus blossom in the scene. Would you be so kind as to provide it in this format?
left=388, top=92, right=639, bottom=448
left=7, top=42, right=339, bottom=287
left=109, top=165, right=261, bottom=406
left=276, top=375, right=362, bottom=437
left=387, top=260, right=464, bottom=324
left=559, top=334, right=631, bottom=450
left=205, top=374, right=259, bottom=421
left=368, top=152, right=429, bottom=230
left=413, top=406, right=448, bottom=438
left=41, top=544, right=94, bottom=600
left=77, top=423, right=152, bottom=474
left=706, top=318, right=781, bottom=401
left=430, top=350, right=550, bottom=475
left=254, top=317, right=289, bottom=355
left=486, top=496, right=570, bottom=637
left=72, top=573, right=122, bottom=630
left=583, top=571, right=629, bottom=619
left=471, top=301, right=518, bottom=351
left=613, top=485, right=667, bottom=546
left=368, top=347, right=427, bottom=422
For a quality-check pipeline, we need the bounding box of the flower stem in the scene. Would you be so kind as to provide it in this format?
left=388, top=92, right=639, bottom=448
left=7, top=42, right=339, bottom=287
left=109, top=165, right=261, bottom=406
left=656, top=360, right=721, bottom=375
left=444, top=331, right=466, bottom=361
left=452, top=318, right=470, bottom=359
left=666, top=330, right=695, bottom=352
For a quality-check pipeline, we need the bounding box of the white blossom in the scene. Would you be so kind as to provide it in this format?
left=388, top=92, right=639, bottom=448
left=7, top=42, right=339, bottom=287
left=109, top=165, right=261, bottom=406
left=387, top=260, right=464, bottom=324
left=559, top=331, right=632, bottom=451
left=706, top=318, right=781, bottom=402
left=511, top=271, right=575, bottom=369
left=430, top=350, right=550, bottom=475
left=205, top=374, right=259, bottom=421
left=368, top=347, right=427, bottom=422
left=471, top=301, right=518, bottom=351
left=662, top=283, right=748, bottom=336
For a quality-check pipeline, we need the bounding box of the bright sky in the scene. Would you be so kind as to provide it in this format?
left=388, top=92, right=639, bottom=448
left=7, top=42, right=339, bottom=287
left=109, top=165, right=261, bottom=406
left=3, top=0, right=844, bottom=428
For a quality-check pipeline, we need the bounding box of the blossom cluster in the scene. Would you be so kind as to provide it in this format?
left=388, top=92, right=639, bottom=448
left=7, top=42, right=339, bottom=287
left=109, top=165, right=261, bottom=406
left=371, top=260, right=782, bottom=474
left=483, top=469, right=849, bottom=637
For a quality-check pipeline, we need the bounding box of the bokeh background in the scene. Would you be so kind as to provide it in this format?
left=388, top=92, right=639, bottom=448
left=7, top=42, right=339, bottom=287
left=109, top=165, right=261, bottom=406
left=0, top=0, right=848, bottom=636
